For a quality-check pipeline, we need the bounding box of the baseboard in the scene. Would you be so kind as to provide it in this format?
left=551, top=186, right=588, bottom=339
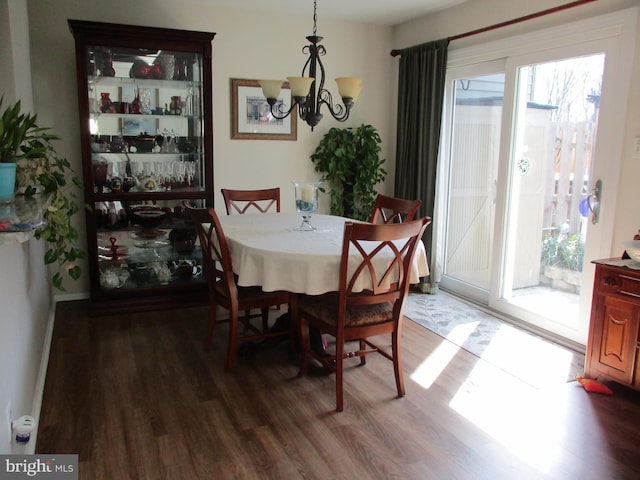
left=53, top=292, right=90, bottom=303
left=26, top=297, right=58, bottom=454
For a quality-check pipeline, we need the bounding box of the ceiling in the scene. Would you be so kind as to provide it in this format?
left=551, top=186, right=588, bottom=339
left=192, top=0, right=474, bottom=26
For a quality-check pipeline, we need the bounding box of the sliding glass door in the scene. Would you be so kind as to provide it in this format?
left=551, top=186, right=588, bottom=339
left=440, top=65, right=504, bottom=298
left=437, top=12, right=635, bottom=345
left=498, top=53, right=604, bottom=342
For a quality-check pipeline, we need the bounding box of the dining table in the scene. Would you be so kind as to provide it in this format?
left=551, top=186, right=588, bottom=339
left=217, top=212, right=429, bottom=296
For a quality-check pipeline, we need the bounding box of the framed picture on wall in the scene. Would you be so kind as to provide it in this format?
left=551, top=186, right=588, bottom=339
left=231, top=78, right=297, bottom=140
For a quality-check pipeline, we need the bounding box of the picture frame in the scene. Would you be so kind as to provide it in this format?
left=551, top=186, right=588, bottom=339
left=122, top=117, right=156, bottom=136
left=231, top=78, right=297, bottom=140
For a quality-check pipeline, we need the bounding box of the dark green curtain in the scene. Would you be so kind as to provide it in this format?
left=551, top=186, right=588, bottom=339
left=394, top=39, right=448, bottom=273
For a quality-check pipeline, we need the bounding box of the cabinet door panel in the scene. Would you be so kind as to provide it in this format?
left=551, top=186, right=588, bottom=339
left=596, top=296, right=639, bottom=382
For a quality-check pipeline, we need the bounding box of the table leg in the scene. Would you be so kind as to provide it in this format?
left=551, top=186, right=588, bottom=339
left=288, top=294, right=299, bottom=353
left=289, top=293, right=327, bottom=355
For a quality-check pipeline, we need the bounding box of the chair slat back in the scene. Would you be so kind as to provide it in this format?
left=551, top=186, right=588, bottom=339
left=221, top=188, right=281, bottom=215
left=369, top=194, right=421, bottom=224
left=340, top=218, right=430, bottom=310
left=187, top=207, right=237, bottom=299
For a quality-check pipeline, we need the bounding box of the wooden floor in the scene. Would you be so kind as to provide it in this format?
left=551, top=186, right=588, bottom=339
left=37, top=299, right=640, bottom=480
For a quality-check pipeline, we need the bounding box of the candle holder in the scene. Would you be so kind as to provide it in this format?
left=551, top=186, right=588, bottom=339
left=292, top=181, right=321, bottom=231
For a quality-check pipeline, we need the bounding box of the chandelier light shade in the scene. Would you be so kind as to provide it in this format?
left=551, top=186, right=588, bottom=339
left=335, top=77, right=363, bottom=101
left=258, top=0, right=362, bottom=129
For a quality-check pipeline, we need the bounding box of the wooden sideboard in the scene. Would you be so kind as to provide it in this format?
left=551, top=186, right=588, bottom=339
left=585, top=259, right=640, bottom=390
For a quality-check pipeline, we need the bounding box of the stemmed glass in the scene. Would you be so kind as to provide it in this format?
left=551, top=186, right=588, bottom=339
left=292, top=181, right=321, bottom=231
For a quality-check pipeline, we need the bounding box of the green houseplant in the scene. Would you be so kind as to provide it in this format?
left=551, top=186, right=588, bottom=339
left=541, top=232, right=584, bottom=272
left=0, top=96, right=84, bottom=290
left=310, top=123, right=386, bottom=221
left=0, top=97, right=44, bottom=201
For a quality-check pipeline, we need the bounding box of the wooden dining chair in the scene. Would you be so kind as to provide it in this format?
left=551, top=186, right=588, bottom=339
left=296, top=216, right=431, bottom=411
left=221, top=187, right=284, bottom=313
left=187, top=206, right=290, bottom=371
left=221, top=188, right=281, bottom=215
left=369, top=193, right=422, bottom=224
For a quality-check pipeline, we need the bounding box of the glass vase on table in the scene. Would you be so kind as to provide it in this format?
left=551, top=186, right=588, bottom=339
left=292, top=181, right=321, bottom=231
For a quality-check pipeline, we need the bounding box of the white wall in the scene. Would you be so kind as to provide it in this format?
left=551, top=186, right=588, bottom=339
left=0, top=238, right=51, bottom=454
left=392, top=0, right=640, bottom=256
left=0, top=0, right=53, bottom=454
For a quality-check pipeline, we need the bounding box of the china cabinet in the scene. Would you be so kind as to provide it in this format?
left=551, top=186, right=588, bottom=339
left=585, top=259, right=640, bottom=390
left=68, top=20, right=215, bottom=313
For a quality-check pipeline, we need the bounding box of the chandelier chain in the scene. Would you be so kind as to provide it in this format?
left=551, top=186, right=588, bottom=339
left=313, top=0, right=317, bottom=36
left=261, top=0, right=359, bottom=129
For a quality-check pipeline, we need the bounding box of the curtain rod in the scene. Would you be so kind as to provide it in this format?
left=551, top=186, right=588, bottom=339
left=390, top=0, right=597, bottom=57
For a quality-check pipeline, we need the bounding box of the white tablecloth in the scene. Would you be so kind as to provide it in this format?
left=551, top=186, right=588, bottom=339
left=218, top=212, right=429, bottom=295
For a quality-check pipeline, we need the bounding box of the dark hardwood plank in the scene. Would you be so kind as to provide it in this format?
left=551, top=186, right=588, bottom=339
left=37, top=300, right=640, bottom=479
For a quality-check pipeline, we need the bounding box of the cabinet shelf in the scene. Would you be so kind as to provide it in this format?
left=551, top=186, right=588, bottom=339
left=89, top=75, right=202, bottom=90
left=90, top=112, right=200, bottom=120
left=92, top=189, right=206, bottom=202
left=69, top=19, right=215, bottom=314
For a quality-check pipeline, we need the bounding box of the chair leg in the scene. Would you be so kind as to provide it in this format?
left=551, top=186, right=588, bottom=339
left=225, top=312, right=239, bottom=371
left=392, top=330, right=405, bottom=397
left=203, top=302, right=218, bottom=351
left=359, top=339, right=367, bottom=366
left=261, top=307, right=269, bottom=333
left=242, top=309, right=251, bottom=333
left=336, top=338, right=344, bottom=412
left=297, top=317, right=310, bottom=378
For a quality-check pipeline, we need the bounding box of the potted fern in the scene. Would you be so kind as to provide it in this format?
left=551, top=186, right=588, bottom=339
left=0, top=96, right=84, bottom=290
left=310, top=123, right=386, bottom=221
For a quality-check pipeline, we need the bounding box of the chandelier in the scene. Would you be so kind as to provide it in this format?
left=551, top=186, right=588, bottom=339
left=259, top=0, right=362, bottom=130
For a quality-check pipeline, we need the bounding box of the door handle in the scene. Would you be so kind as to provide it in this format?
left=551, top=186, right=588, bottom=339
left=587, top=179, right=602, bottom=224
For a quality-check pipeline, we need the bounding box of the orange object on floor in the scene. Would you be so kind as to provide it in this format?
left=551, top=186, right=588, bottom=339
left=576, top=375, right=613, bottom=395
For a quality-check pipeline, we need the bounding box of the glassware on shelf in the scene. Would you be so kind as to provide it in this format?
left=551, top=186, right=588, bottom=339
left=292, top=181, right=321, bottom=231
left=139, top=89, right=151, bottom=114
left=174, top=58, right=187, bottom=81
left=183, top=87, right=194, bottom=116
left=95, top=48, right=115, bottom=77
left=160, top=54, right=175, bottom=80
left=130, top=92, right=141, bottom=114
left=159, top=129, right=179, bottom=153
left=100, top=93, right=115, bottom=113
left=88, top=85, right=100, bottom=113
left=169, top=96, right=182, bottom=115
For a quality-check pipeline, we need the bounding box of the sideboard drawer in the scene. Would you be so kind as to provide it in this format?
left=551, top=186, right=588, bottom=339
left=595, top=267, right=640, bottom=299
left=619, top=274, right=640, bottom=298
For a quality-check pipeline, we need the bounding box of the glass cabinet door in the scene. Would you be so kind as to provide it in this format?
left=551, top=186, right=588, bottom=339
left=87, top=47, right=205, bottom=194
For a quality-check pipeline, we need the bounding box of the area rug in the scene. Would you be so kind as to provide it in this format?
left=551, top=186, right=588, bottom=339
left=404, top=291, right=585, bottom=389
